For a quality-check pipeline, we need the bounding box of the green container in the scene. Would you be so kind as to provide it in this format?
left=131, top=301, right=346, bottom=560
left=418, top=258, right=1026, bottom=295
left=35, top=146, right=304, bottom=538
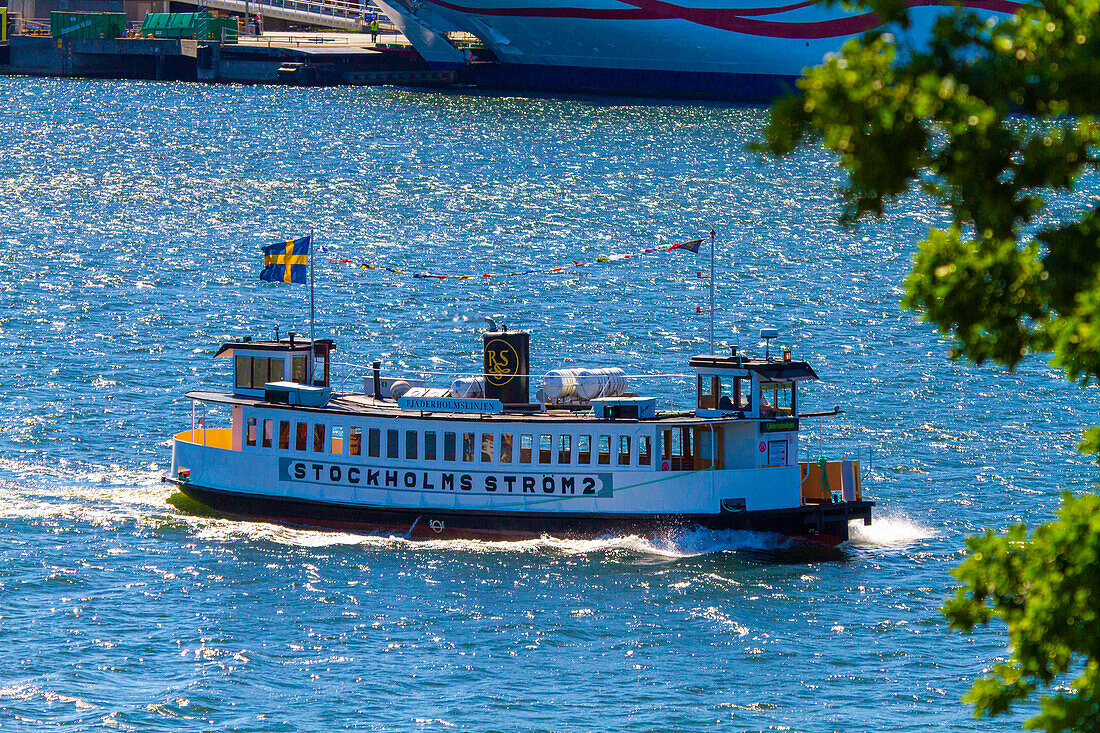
left=167, top=12, right=193, bottom=38
left=141, top=12, right=189, bottom=38
left=141, top=11, right=238, bottom=42
left=51, top=11, right=126, bottom=39
left=206, top=17, right=239, bottom=43
left=139, top=12, right=169, bottom=38
left=157, top=13, right=178, bottom=38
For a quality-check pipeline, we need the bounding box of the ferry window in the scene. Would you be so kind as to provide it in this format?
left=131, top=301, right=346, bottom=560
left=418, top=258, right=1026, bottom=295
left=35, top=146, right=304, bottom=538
left=660, top=429, right=686, bottom=468
left=598, top=435, right=611, bottom=465
left=269, top=358, right=285, bottom=383
left=235, top=356, right=252, bottom=389
left=463, top=432, right=475, bottom=462
left=577, top=435, right=591, bottom=464
left=500, top=433, right=513, bottom=463
left=481, top=434, right=494, bottom=462
left=313, top=424, right=326, bottom=453
left=331, top=425, right=345, bottom=455
left=724, top=377, right=749, bottom=410
left=761, top=382, right=795, bottom=417
left=680, top=427, right=694, bottom=467
left=368, top=428, right=380, bottom=457
left=292, top=356, right=308, bottom=384
left=558, top=435, right=572, bottom=464
left=350, top=427, right=362, bottom=456
left=252, top=358, right=269, bottom=389
left=699, top=375, right=752, bottom=411
left=425, top=431, right=437, bottom=461
left=295, top=422, right=308, bottom=451
left=245, top=417, right=257, bottom=447
left=262, top=419, right=273, bottom=449
left=538, top=435, right=552, bottom=464
left=279, top=421, right=290, bottom=450
left=639, top=435, right=652, bottom=465
left=697, top=375, right=720, bottom=410
left=519, top=434, right=533, bottom=463
left=444, top=432, right=456, bottom=461
left=618, top=435, right=631, bottom=465
left=406, top=430, right=418, bottom=460
left=662, top=428, right=690, bottom=470
left=387, top=429, right=399, bottom=459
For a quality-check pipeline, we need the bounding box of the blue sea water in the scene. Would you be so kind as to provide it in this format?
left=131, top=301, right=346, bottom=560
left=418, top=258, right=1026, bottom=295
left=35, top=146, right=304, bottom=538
left=1, top=76, right=1098, bottom=732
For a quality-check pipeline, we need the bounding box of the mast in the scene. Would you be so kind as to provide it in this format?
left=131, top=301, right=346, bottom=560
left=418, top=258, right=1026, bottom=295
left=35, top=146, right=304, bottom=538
left=309, top=228, right=316, bottom=384
left=709, top=228, right=715, bottom=355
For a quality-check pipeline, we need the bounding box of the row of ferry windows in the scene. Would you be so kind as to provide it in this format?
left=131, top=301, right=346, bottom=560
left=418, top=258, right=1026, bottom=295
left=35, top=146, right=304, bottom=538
left=243, top=418, right=661, bottom=466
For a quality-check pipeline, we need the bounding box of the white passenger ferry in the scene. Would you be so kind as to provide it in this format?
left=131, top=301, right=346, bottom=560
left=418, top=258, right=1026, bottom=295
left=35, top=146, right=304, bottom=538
left=167, top=327, right=872, bottom=543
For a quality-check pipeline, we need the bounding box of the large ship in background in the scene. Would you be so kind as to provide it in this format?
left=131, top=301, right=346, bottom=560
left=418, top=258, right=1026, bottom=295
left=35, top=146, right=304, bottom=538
left=375, top=0, right=1018, bottom=99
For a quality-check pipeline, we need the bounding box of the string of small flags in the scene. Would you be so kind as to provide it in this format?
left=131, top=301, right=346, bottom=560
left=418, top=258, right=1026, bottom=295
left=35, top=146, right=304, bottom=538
left=327, top=238, right=708, bottom=281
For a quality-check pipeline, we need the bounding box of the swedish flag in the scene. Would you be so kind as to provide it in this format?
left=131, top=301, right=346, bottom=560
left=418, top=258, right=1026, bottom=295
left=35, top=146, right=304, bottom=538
left=260, top=235, right=310, bottom=284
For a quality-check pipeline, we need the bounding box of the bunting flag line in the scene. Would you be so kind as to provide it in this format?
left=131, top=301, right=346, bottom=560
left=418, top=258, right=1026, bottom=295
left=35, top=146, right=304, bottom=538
left=667, top=238, right=705, bottom=254
left=325, top=242, right=711, bottom=281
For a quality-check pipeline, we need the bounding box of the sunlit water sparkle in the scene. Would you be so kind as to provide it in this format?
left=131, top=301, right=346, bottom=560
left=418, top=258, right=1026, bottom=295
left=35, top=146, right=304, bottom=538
left=1, top=77, right=1098, bottom=731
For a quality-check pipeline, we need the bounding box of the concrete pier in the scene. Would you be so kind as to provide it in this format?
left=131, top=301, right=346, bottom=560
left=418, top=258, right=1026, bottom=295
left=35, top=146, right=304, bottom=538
left=200, top=35, right=453, bottom=86
left=4, top=35, right=198, bottom=79
left=0, top=32, right=456, bottom=86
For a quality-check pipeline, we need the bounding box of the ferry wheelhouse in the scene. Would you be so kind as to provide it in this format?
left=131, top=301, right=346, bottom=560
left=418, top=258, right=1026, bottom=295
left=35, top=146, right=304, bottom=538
left=167, top=328, right=872, bottom=542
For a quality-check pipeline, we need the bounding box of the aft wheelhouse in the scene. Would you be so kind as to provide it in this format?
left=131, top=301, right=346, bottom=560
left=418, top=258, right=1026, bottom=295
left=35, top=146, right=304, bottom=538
left=167, top=327, right=872, bottom=542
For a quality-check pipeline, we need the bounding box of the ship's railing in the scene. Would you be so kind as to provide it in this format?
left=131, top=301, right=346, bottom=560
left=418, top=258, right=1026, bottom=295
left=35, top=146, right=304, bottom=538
left=800, top=459, right=862, bottom=503
left=331, top=361, right=699, bottom=411
left=181, top=400, right=233, bottom=449
left=443, top=31, right=481, bottom=48
left=18, top=17, right=51, bottom=35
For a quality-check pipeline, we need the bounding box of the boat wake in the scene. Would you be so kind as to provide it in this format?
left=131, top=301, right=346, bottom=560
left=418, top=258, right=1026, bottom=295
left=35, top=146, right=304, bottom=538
left=848, top=510, right=936, bottom=546
left=182, top=515, right=840, bottom=563
left=0, top=456, right=171, bottom=525
left=1, top=455, right=910, bottom=563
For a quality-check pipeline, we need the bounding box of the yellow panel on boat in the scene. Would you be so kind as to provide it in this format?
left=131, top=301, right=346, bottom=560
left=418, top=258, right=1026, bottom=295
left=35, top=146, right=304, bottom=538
left=173, top=428, right=234, bottom=450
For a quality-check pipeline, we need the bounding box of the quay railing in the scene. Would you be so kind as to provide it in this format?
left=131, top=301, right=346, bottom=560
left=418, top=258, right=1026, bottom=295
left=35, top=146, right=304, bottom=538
left=197, top=0, right=398, bottom=32
left=240, top=33, right=354, bottom=47
left=18, top=17, right=51, bottom=36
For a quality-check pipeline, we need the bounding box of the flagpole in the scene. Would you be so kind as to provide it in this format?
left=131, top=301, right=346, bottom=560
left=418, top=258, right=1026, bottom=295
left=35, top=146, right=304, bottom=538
left=709, top=228, right=715, bottom=355
left=309, top=228, right=316, bottom=385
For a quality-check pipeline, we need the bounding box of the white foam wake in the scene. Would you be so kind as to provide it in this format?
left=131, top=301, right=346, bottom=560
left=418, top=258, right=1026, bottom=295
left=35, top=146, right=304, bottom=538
left=848, top=510, right=936, bottom=546
left=187, top=520, right=793, bottom=559
left=0, top=456, right=170, bottom=523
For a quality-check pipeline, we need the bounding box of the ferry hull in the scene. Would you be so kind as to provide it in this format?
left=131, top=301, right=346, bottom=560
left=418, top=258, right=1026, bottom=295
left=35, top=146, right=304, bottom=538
left=465, top=62, right=799, bottom=101
left=382, top=0, right=1017, bottom=100
left=170, top=479, right=872, bottom=544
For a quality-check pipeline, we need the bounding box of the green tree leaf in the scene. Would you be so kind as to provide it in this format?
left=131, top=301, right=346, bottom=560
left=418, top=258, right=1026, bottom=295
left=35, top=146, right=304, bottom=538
left=760, top=0, right=1100, bottom=728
